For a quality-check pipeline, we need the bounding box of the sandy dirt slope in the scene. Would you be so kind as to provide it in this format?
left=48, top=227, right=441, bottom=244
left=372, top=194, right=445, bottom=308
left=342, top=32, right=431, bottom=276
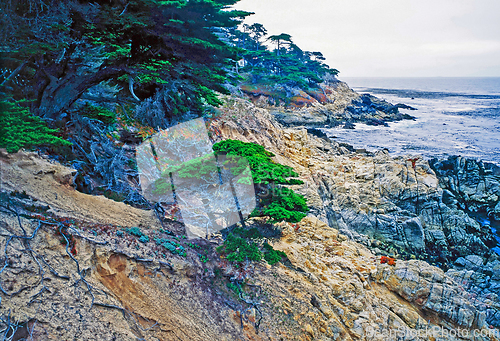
left=0, top=149, right=161, bottom=229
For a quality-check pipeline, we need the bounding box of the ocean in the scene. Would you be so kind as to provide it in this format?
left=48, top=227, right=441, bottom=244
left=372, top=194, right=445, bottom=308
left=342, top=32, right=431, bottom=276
left=325, top=77, right=500, bottom=165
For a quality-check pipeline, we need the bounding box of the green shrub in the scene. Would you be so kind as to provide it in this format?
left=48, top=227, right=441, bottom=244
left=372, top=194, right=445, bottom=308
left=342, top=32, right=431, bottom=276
left=263, top=242, right=286, bottom=265
left=79, top=103, right=116, bottom=124
left=0, top=97, right=71, bottom=153
left=216, top=233, right=262, bottom=263
left=125, top=227, right=145, bottom=238
left=154, top=237, right=186, bottom=256
left=212, top=139, right=309, bottom=223
left=232, top=227, right=263, bottom=239
left=213, top=139, right=303, bottom=185
left=217, top=230, right=287, bottom=265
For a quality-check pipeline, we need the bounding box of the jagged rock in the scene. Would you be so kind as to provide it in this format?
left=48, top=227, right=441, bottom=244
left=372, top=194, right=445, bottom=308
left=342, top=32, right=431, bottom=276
left=430, top=156, right=500, bottom=221
left=343, top=121, right=355, bottom=129
left=268, top=82, right=415, bottom=128
left=395, top=103, right=417, bottom=110
left=210, top=97, right=500, bottom=329
left=402, top=217, right=425, bottom=251
left=464, top=255, right=485, bottom=269
left=373, top=260, right=484, bottom=328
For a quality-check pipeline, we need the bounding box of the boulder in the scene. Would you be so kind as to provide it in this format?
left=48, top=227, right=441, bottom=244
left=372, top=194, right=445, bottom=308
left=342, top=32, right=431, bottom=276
left=402, top=217, right=425, bottom=251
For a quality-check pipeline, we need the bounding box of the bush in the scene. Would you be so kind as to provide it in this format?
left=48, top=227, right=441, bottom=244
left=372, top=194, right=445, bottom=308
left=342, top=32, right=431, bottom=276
left=79, top=103, right=116, bottom=124
left=217, top=229, right=287, bottom=265
left=263, top=242, right=286, bottom=265
left=212, top=139, right=309, bottom=223
left=213, top=139, right=302, bottom=185
left=259, top=187, right=308, bottom=223
left=125, top=227, right=145, bottom=238
left=154, top=237, right=186, bottom=256
left=216, top=233, right=262, bottom=263
left=0, top=97, right=71, bottom=153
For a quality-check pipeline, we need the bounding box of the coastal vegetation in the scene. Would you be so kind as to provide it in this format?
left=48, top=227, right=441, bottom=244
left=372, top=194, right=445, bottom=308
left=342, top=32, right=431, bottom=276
left=2, top=1, right=499, bottom=338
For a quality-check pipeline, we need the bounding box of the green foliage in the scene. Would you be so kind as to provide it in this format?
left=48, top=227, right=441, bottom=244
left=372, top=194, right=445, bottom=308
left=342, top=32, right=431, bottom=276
left=0, top=97, right=71, bottom=153
left=187, top=242, right=201, bottom=249
left=217, top=229, right=287, bottom=265
left=139, top=235, right=150, bottom=243
left=213, top=139, right=303, bottom=185
left=154, top=237, right=186, bottom=257
left=79, top=103, right=116, bottom=124
left=258, top=187, right=309, bottom=223
left=216, top=234, right=262, bottom=263
left=168, top=153, right=218, bottom=179
left=125, top=227, right=145, bottom=238
left=103, top=189, right=127, bottom=203
left=1, top=0, right=251, bottom=123
left=232, top=227, right=263, bottom=239
left=162, top=139, right=308, bottom=223
left=227, top=282, right=241, bottom=295
left=225, top=23, right=339, bottom=91
left=198, top=254, right=208, bottom=263
left=213, top=139, right=308, bottom=223
left=263, top=242, right=286, bottom=265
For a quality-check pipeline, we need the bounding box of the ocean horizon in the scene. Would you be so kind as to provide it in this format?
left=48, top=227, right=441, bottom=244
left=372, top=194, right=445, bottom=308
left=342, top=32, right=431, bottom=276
left=323, top=76, right=500, bottom=165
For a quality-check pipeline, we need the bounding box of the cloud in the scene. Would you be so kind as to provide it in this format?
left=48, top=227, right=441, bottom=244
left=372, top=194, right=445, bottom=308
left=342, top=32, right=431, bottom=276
left=420, top=41, right=500, bottom=56
left=235, top=0, right=500, bottom=76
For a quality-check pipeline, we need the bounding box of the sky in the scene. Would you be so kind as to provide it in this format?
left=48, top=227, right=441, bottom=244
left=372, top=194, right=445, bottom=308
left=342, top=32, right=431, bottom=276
left=234, top=0, right=500, bottom=78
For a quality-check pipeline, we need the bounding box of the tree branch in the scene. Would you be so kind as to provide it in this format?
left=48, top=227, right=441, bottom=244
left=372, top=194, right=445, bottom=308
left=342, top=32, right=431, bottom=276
left=0, top=60, right=29, bottom=88
left=128, top=76, right=141, bottom=102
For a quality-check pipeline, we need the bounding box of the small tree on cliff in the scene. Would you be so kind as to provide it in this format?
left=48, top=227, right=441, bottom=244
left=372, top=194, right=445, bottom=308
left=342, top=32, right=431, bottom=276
left=267, top=33, right=293, bottom=56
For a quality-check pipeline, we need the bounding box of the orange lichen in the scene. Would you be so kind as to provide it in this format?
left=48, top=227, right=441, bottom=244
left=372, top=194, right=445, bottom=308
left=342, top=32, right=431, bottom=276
left=380, top=256, right=396, bottom=266
left=305, top=89, right=328, bottom=104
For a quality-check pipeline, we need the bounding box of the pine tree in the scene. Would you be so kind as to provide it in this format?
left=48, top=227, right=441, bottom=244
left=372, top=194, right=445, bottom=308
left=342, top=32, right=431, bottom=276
left=0, top=0, right=251, bottom=121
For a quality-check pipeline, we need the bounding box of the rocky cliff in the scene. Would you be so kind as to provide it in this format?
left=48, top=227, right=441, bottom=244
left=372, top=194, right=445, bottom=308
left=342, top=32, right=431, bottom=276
left=1, top=92, right=499, bottom=340
left=211, top=95, right=500, bottom=331
left=266, top=81, right=415, bottom=129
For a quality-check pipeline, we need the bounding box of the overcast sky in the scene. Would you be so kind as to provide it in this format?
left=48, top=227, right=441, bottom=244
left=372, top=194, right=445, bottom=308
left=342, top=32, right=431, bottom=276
left=234, top=0, right=500, bottom=78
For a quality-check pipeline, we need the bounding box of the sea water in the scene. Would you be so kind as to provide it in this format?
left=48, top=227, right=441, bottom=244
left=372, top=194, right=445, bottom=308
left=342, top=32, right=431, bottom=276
left=325, top=77, right=500, bottom=165
left=330, top=77, right=500, bottom=253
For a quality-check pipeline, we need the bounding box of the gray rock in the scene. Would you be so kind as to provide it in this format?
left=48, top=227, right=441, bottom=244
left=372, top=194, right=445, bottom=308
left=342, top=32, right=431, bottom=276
left=425, top=229, right=447, bottom=245
left=402, top=217, right=425, bottom=251
left=454, top=257, right=466, bottom=267
left=464, top=255, right=484, bottom=269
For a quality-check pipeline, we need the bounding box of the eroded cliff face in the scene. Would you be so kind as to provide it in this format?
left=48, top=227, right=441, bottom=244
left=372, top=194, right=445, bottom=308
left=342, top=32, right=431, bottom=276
left=1, top=94, right=498, bottom=340
left=211, top=95, right=500, bottom=330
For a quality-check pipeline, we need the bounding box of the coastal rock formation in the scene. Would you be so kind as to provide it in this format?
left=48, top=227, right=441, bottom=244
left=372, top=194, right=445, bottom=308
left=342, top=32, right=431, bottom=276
left=210, top=95, right=500, bottom=329
left=0, top=158, right=494, bottom=339
left=372, top=259, right=485, bottom=329
left=1, top=91, right=498, bottom=339
left=267, top=81, right=415, bottom=128
left=430, top=156, right=500, bottom=222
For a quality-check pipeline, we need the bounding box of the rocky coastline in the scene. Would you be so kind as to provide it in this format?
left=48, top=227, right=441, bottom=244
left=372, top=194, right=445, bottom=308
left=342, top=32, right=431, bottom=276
left=269, top=81, right=416, bottom=129
left=211, top=92, right=500, bottom=332
left=213, top=87, right=500, bottom=328
left=1, top=82, right=499, bottom=340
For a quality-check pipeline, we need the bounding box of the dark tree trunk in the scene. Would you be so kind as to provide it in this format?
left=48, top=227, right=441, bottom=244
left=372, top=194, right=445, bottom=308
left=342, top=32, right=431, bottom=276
left=35, top=65, right=127, bottom=120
